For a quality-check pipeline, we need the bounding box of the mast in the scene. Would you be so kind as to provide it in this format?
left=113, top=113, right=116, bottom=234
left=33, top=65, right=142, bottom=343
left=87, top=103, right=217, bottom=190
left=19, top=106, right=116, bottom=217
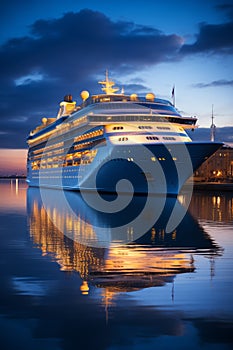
left=171, top=85, right=175, bottom=107
left=98, top=70, right=119, bottom=95
left=210, top=104, right=216, bottom=142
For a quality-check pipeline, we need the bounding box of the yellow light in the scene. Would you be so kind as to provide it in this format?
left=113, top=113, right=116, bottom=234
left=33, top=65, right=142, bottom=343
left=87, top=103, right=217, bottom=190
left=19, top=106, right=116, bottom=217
left=80, top=280, right=89, bottom=294
left=80, top=90, right=89, bottom=101
left=146, top=93, right=155, bottom=101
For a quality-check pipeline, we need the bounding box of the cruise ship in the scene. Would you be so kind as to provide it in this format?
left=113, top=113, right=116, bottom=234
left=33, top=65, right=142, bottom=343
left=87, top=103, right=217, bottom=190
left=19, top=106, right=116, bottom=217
left=27, top=73, right=222, bottom=195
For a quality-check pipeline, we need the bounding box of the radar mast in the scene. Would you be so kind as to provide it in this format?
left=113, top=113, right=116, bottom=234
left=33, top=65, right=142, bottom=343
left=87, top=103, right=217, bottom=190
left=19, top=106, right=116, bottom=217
left=98, top=70, right=119, bottom=95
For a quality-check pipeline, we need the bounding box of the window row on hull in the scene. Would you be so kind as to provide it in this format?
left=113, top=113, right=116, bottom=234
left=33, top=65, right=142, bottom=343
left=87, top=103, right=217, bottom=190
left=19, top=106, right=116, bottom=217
left=31, top=149, right=98, bottom=170
left=29, top=129, right=105, bottom=160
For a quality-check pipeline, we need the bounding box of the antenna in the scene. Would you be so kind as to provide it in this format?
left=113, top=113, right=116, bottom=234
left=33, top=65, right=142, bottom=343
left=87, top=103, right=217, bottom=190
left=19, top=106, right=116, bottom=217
left=171, top=85, right=175, bottom=107
left=98, top=70, right=119, bottom=95
left=210, top=104, right=216, bottom=142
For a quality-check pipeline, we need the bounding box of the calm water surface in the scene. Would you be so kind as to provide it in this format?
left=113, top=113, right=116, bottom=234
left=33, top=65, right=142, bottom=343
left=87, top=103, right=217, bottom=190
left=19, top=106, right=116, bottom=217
left=0, top=179, right=233, bottom=350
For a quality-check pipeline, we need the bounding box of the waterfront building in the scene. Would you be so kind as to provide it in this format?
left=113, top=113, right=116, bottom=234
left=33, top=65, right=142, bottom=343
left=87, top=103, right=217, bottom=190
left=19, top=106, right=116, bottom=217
left=194, top=144, right=233, bottom=182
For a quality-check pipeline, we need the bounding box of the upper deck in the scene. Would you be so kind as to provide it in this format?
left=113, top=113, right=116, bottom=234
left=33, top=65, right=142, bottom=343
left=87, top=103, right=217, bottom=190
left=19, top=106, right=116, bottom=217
left=27, top=73, right=197, bottom=143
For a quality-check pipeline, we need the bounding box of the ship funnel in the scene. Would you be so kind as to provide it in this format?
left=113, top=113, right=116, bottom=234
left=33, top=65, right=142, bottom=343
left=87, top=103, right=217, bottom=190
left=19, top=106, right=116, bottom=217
left=56, top=95, right=76, bottom=119
left=64, top=94, right=73, bottom=102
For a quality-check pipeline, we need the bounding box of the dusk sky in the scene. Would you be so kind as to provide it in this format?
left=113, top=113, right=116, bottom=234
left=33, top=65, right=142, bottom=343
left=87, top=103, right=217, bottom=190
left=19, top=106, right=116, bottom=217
left=0, top=0, right=233, bottom=174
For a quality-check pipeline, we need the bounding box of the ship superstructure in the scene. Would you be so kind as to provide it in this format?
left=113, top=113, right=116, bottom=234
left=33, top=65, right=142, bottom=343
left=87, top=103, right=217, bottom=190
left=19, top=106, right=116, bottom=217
left=27, top=73, right=222, bottom=194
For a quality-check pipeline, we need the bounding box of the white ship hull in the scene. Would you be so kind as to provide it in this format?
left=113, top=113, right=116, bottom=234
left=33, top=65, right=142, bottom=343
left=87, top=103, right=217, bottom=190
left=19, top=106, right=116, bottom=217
left=27, top=141, right=221, bottom=195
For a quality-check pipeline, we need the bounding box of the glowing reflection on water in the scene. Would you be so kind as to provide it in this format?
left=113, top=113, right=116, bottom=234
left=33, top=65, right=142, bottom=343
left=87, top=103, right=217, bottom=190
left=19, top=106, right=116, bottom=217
left=0, top=180, right=232, bottom=349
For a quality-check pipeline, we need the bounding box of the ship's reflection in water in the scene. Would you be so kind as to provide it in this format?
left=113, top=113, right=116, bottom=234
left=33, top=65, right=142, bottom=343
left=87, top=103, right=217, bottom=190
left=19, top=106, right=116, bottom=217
left=2, top=181, right=233, bottom=349
left=27, top=188, right=221, bottom=297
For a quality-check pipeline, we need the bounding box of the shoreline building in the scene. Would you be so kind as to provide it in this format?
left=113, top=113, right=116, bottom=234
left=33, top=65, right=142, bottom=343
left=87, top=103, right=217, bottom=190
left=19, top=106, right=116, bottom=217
left=194, top=110, right=233, bottom=183
left=193, top=144, right=233, bottom=182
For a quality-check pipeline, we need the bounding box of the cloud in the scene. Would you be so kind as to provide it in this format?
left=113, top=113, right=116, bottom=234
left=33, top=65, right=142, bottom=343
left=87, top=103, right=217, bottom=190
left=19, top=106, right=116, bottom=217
left=193, top=79, right=233, bottom=88
left=0, top=10, right=182, bottom=83
left=0, top=9, right=183, bottom=148
left=180, top=20, right=233, bottom=55
left=0, top=9, right=232, bottom=149
left=178, top=3, right=233, bottom=56
left=215, top=2, right=233, bottom=20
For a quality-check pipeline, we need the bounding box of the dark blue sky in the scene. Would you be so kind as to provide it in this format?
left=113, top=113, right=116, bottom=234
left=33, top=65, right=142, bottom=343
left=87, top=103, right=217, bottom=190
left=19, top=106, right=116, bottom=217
left=0, top=0, right=233, bottom=151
